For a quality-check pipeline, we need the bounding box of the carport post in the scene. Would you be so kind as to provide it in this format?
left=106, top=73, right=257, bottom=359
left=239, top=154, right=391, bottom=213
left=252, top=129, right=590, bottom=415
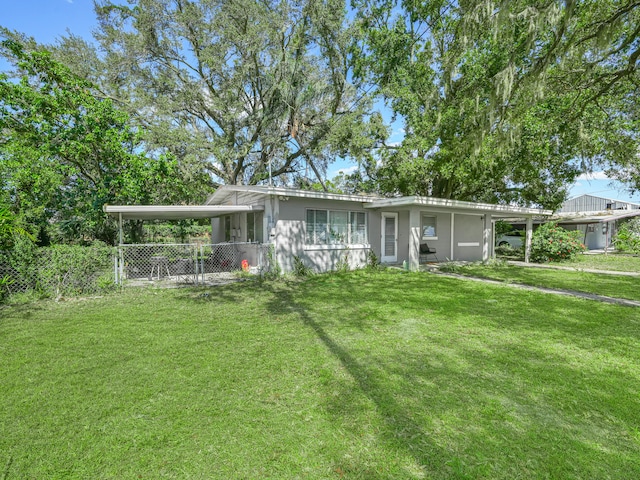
left=118, top=212, right=123, bottom=245
left=524, top=216, right=533, bottom=263
left=482, top=214, right=492, bottom=262
left=409, top=209, right=421, bottom=270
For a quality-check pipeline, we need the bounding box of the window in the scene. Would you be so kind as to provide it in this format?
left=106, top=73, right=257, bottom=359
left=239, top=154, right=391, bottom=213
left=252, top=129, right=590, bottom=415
left=422, top=215, right=437, bottom=239
left=306, top=209, right=368, bottom=244
left=247, top=212, right=263, bottom=243
left=223, top=215, right=231, bottom=242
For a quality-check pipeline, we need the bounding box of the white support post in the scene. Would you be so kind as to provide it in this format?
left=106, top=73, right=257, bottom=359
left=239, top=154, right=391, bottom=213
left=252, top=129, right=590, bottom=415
left=525, top=216, right=533, bottom=263
left=450, top=212, right=455, bottom=261
left=409, top=209, right=421, bottom=271
left=118, top=212, right=123, bottom=245
left=482, top=214, right=492, bottom=262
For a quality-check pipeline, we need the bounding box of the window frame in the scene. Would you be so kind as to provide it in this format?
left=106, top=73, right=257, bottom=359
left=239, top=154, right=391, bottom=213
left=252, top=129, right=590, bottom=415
left=246, top=211, right=263, bottom=243
left=421, top=214, right=438, bottom=240
left=306, top=208, right=368, bottom=245
left=223, top=215, right=231, bottom=242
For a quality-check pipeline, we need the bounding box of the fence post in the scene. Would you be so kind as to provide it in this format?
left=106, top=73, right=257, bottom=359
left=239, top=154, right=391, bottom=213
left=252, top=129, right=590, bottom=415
left=200, top=244, right=205, bottom=285
left=114, top=253, right=119, bottom=285
left=194, top=244, right=199, bottom=286
left=119, top=246, right=124, bottom=285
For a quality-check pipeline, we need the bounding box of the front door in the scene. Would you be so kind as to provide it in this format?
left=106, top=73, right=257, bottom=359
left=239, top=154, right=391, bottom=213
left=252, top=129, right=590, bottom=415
left=381, top=212, right=398, bottom=263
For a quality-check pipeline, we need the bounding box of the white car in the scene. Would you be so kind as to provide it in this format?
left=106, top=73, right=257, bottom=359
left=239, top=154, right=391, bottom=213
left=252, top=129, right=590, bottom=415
left=496, top=231, right=524, bottom=249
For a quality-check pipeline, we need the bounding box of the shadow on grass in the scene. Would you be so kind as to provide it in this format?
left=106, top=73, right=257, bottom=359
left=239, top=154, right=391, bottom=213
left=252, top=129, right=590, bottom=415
left=258, top=274, right=453, bottom=478
left=176, top=270, right=640, bottom=477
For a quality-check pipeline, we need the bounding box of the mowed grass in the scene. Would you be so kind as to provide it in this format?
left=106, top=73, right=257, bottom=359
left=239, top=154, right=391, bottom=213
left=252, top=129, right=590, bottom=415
left=561, top=253, right=640, bottom=273
left=1, top=270, right=639, bottom=479
left=450, top=263, right=640, bottom=302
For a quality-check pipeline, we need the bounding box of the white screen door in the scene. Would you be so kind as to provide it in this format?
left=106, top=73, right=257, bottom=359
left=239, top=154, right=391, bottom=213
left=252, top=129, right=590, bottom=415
left=381, top=212, right=398, bottom=263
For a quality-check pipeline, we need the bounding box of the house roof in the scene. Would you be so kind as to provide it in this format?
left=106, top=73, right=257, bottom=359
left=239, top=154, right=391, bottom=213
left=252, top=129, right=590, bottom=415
left=103, top=204, right=263, bottom=220
left=364, top=196, right=552, bottom=217
left=551, top=209, right=640, bottom=224
left=207, top=185, right=552, bottom=217
left=205, top=185, right=378, bottom=205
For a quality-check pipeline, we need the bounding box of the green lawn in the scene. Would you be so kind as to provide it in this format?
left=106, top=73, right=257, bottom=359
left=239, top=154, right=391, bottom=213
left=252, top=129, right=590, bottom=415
left=561, top=253, right=640, bottom=272
left=448, top=263, right=640, bottom=302
left=2, top=270, right=639, bottom=478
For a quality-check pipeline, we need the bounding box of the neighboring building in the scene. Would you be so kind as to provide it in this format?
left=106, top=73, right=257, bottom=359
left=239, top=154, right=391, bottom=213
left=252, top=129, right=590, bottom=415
left=553, top=194, right=640, bottom=250
left=105, top=185, right=551, bottom=272
left=558, top=194, right=640, bottom=214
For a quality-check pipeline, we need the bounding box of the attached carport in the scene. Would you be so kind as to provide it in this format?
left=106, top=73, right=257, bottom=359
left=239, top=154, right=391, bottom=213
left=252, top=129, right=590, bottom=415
left=103, top=204, right=265, bottom=244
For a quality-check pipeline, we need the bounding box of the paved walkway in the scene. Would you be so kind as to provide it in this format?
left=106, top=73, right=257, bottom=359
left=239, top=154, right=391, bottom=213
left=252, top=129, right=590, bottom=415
left=433, top=270, right=640, bottom=307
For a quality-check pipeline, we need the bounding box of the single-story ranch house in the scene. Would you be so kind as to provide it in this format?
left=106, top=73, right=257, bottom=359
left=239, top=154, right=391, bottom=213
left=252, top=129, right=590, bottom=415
left=105, top=185, right=551, bottom=272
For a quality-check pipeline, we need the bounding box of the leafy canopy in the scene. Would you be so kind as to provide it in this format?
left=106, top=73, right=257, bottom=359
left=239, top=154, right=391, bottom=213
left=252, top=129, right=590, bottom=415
left=351, top=0, right=640, bottom=208
left=0, top=36, right=198, bottom=244
left=53, top=0, right=385, bottom=188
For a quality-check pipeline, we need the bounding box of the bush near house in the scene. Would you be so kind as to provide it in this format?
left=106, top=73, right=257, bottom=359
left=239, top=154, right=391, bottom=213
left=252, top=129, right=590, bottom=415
left=530, top=222, right=586, bottom=263
left=613, top=217, right=640, bottom=254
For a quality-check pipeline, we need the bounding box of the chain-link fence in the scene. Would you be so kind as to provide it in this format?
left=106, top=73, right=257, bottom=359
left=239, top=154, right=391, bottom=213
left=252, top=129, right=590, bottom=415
left=116, top=242, right=272, bottom=288
left=0, top=242, right=274, bottom=302
left=0, top=243, right=116, bottom=300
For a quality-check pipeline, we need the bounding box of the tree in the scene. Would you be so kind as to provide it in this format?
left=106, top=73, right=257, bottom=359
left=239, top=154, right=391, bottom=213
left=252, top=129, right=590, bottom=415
left=54, top=0, right=384, bottom=189
left=613, top=217, right=640, bottom=253
left=0, top=36, right=201, bottom=244
left=0, top=206, right=34, bottom=251
left=352, top=0, right=640, bottom=208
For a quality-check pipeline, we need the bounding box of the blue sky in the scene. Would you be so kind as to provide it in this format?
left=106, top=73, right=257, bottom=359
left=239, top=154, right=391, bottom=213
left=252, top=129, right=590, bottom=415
left=3, top=0, right=639, bottom=204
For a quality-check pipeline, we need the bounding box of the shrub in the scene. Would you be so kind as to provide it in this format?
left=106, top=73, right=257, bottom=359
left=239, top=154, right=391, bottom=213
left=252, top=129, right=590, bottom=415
left=530, top=223, right=586, bottom=263
left=613, top=218, right=640, bottom=254
left=335, top=248, right=350, bottom=273
left=366, top=249, right=380, bottom=270
left=292, top=255, right=313, bottom=277
left=262, top=245, right=282, bottom=280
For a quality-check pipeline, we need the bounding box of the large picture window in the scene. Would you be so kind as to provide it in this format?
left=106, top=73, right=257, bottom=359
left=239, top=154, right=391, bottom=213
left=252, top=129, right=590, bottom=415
left=422, top=215, right=437, bottom=239
left=306, top=209, right=368, bottom=244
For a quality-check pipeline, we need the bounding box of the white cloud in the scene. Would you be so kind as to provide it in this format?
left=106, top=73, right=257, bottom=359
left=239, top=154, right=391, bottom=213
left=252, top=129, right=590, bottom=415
left=576, top=171, right=609, bottom=181
left=330, top=165, right=358, bottom=177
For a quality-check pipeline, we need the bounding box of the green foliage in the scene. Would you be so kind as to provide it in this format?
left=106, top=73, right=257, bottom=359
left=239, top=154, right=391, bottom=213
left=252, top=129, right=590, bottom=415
left=494, top=243, right=523, bottom=259
left=0, top=242, right=116, bottom=300
left=53, top=0, right=382, bottom=188
left=351, top=1, right=640, bottom=206
left=494, top=220, right=515, bottom=238
left=365, top=249, right=380, bottom=270
left=334, top=248, right=350, bottom=273
left=613, top=218, right=640, bottom=254
left=263, top=245, right=282, bottom=280
left=0, top=35, right=202, bottom=244
left=292, top=255, right=314, bottom=277
left=530, top=223, right=586, bottom=263
left=0, top=275, right=13, bottom=303
left=0, top=206, right=34, bottom=250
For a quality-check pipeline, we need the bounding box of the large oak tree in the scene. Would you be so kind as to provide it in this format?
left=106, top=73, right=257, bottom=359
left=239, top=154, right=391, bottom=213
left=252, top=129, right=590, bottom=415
left=55, top=0, right=384, bottom=188
left=352, top=0, right=640, bottom=208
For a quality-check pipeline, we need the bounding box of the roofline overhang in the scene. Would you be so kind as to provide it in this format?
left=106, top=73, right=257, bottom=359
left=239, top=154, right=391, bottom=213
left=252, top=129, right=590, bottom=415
left=103, top=204, right=264, bottom=220
left=550, top=209, right=640, bottom=224
left=205, top=185, right=379, bottom=205
left=364, top=195, right=552, bottom=216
